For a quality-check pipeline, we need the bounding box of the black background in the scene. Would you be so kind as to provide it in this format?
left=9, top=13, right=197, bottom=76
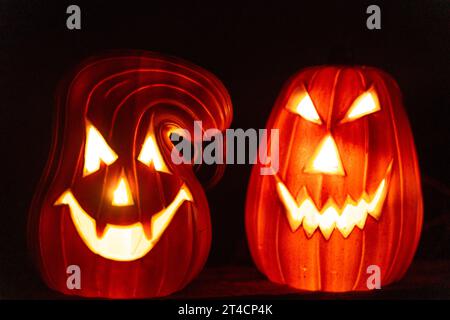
left=0, top=0, right=449, bottom=298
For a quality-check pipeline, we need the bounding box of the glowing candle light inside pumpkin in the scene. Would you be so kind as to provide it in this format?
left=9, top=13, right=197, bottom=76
left=138, top=135, right=170, bottom=173
left=83, top=123, right=118, bottom=176
left=304, top=134, right=345, bottom=176
left=245, top=66, right=423, bottom=292
left=112, top=173, right=134, bottom=206
left=29, top=51, right=233, bottom=298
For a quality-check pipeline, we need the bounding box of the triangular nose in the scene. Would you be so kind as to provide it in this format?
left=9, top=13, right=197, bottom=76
left=304, top=134, right=345, bottom=176
left=112, top=170, right=134, bottom=206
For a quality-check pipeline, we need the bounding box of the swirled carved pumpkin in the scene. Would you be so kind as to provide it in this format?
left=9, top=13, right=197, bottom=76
left=245, top=66, right=423, bottom=292
left=29, top=51, right=232, bottom=298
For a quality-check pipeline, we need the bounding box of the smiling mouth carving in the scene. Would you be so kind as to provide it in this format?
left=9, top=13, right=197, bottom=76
left=55, top=185, right=192, bottom=261
left=276, top=163, right=392, bottom=240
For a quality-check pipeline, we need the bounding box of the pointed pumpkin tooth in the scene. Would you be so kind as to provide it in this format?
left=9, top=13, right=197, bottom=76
left=142, top=218, right=153, bottom=240
left=319, top=206, right=338, bottom=240
left=339, top=224, right=355, bottom=239
left=337, top=204, right=356, bottom=238
left=303, top=210, right=319, bottom=238
left=319, top=224, right=334, bottom=240
left=356, top=209, right=368, bottom=229
left=297, top=186, right=309, bottom=200
left=303, top=225, right=317, bottom=238
left=95, top=221, right=107, bottom=238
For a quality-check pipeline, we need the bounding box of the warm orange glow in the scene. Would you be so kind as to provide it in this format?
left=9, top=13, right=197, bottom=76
left=304, top=134, right=345, bottom=176
left=138, top=134, right=170, bottom=173
left=342, top=89, right=380, bottom=123
left=245, top=66, right=423, bottom=293
left=30, top=51, right=233, bottom=298
left=55, top=185, right=193, bottom=261
left=84, top=123, right=118, bottom=176
left=293, top=93, right=322, bottom=124
left=276, top=171, right=390, bottom=239
left=112, top=173, right=134, bottom=206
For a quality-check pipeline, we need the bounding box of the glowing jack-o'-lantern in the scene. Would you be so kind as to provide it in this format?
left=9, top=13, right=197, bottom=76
left=29, top=51, right=232, bottom=298
left=245, top=66, right=423, bottom=292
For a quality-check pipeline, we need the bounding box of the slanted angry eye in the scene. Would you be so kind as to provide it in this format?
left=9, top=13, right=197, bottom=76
left=296, top=93, right=322, bottom=124
left=83, top=122, right=118, bottom=176
left=341, top=88, right=380, bottom=123
left=287, top=91, right=322, bottom=125
left=138, top=134, right=170, bottom=174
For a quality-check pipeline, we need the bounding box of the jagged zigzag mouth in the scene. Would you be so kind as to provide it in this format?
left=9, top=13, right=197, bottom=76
left=275, top=162, right=392, bottom=240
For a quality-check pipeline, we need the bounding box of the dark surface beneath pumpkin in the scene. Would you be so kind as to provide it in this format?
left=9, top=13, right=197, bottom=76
left=173, top=261, right=450, bottom=300
left=1, top=257, right=449, bottom=299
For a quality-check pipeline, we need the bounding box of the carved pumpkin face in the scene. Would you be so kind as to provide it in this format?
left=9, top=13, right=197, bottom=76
left=29, top=52, right=232, bottom=298
left=54, top=118, right=193, bottom=262
left=246, top=66, right=423, bottom=292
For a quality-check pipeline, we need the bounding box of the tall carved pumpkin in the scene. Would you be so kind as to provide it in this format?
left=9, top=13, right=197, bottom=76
left=29, top=51, right=232, bottom=298
left=245, top=66, right=423, bottom=292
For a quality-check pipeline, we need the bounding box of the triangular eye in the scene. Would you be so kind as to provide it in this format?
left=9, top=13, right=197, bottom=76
left=288, top=92, right=322, bottom=124
left=342, top=89, right=380, bottom=123
left=137, top=134, right=170, bottom=174
left=84, top=122, right=118, bottom=176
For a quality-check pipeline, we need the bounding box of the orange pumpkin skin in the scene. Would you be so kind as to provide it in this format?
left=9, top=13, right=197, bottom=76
left=29, top=52, right=232, bottom=298
left=245, top=66, right=423, bottom=292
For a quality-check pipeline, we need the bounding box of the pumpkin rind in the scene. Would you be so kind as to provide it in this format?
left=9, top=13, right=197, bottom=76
left=245, top=66, right=423, bottom=292
left=29, top=51, right=232, bottom=298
